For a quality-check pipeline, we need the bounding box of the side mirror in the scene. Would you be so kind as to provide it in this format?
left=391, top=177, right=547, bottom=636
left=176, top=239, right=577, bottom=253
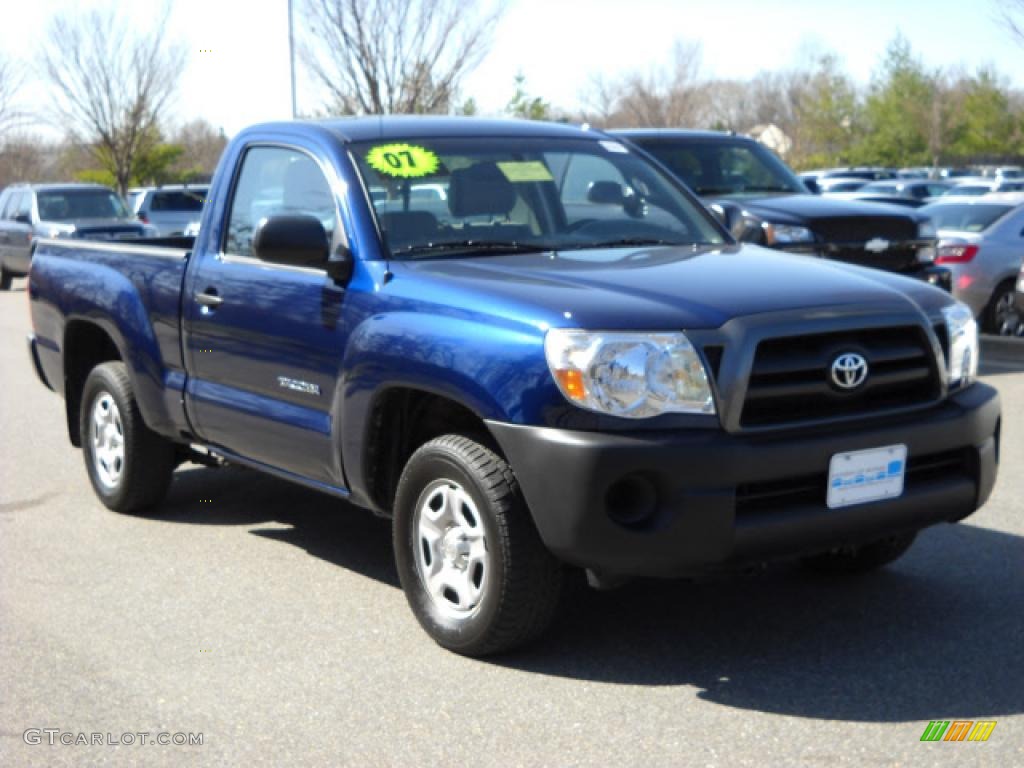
left=253, top=214, right=329, bottom=269
left=13, top=213, right=30, bottom=224
left=587, top=181, right=625, bottom=205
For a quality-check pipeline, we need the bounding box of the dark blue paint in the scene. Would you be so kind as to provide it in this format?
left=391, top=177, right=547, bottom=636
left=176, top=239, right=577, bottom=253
left=28, top=117, right=958, bottom=511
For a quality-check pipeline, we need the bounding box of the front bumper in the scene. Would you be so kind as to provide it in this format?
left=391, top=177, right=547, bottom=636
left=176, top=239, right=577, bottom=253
left=487, top=383, right=1000, bottom=577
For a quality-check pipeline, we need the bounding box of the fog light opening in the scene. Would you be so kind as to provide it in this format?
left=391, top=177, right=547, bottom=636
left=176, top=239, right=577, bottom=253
left=605, top=473, right=659, bottom=528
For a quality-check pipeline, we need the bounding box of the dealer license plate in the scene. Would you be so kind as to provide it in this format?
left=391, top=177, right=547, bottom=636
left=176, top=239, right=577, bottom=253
left=827, top=445, right=907, bottom=509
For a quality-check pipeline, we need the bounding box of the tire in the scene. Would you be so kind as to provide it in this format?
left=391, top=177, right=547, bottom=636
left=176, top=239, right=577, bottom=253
left=393, top=434, right=564, bottom=656
left=800, top=532, right=917, bottom=575
left=80, top=361, right=176, bottom=513
left=0, top=267, right=11, bottom=291
left=984, top=281, right=1020, bottom=336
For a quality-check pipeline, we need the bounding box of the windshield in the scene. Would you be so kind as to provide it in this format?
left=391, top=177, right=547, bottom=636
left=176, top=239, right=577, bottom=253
left=351, top=137, right=726, bottom=258
left=923, top=203, right=1013, bottom=232
left=149, top=189, right=208, bottom=212
left=37, top=189, right=130, bottom=221
left=635, top=140, right=807, bottom=198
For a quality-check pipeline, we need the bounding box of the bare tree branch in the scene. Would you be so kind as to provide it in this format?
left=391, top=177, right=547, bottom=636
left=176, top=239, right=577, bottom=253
left=0, top=53, right=26, bottom=136
left=994, top=0, right=1024, bottom=43
left=301, top=0, right=505, bottom=115
left=37, top=4, right=187, bottom=195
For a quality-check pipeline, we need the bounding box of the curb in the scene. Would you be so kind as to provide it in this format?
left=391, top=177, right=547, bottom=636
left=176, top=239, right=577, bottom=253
left=981, top=335, right=1024, bottom=362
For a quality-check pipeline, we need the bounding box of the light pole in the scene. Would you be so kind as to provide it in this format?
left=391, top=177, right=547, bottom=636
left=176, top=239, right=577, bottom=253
left=288, top=0, right=298, bottom=118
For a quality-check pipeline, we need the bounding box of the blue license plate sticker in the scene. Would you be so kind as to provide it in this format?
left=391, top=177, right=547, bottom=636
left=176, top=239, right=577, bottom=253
left=827, top=444, right=908, bottom=509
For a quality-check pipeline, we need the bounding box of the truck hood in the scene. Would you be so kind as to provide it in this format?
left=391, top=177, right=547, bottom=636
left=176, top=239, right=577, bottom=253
left=721, top=193, right=927, bottom=226
left=389, top=243, right=948, bottom=331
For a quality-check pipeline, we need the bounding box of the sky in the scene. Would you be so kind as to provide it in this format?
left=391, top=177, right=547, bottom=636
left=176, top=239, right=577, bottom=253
left=2, top=0, right=1021, bottom=138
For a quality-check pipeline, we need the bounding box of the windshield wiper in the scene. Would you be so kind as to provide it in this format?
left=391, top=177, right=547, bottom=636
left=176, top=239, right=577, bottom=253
left=565, top=237, right=692, bottom=249
left=390, top=240, right=555, bottom=258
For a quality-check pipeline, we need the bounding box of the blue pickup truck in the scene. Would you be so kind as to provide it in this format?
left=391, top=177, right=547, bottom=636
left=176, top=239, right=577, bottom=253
left=27, top=118, right=1001, bottom=656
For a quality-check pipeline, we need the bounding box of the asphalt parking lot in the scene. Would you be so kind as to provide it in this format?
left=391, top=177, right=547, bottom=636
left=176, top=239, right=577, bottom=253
left=1, top=279, right=1021, bottom=768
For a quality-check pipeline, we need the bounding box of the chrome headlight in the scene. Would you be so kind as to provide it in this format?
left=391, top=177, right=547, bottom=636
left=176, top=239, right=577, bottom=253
left=544, top=330, right=715, bottom=418
left=941, top=302, right=978, bottom=389
left=765, top=223, right=814, bottom=245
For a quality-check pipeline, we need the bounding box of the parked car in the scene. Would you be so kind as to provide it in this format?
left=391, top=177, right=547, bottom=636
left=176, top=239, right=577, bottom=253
left=1015, top=261, right=1024, bottom=335
left=27, top=117, right=1000, bottom=656
left=922, top=193, right=1024, bottom=335
left=814, top=177, right=869, bottom=194
left=0, top=183, right=148, bottom=290
left=614, top=130, right=948, bottom=288
left=827, top=179, right=954, bottom=203
left=129, top=184, right=209, bottom=236
left=949, top=178, right=1024, bottom=196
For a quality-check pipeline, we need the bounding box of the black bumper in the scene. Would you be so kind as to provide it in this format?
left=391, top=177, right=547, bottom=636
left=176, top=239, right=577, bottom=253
left=487, top=383, right=1000, bottom=577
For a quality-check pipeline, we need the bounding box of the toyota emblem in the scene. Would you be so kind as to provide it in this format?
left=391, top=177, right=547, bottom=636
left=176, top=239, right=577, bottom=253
left=831, top=352, right=869, bottom=390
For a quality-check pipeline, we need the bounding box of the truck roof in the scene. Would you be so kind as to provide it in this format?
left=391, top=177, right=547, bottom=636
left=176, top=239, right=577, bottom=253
left=245, top=116, right=598, bottom=143
left=610, top=128, right=745, bottom=141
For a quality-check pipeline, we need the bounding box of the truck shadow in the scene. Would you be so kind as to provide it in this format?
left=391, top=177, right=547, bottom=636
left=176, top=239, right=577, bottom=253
left=505, top=522, right=1024, bottom=722
left=154, top=464, right=1022, bottom=723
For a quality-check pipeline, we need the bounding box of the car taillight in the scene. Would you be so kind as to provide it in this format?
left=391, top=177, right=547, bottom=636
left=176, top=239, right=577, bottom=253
left=936, top=244, right=979, bottom=264
left=138, top=212, right=148, bottom=223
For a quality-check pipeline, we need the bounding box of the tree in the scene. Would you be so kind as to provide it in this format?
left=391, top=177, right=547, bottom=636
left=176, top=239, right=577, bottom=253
left=506, top=73, right=550, bottom=120
left=855, top=35, right=941, bottom=167
left=0, top=54, right=24, bottom=137
left=38, top=5, right=187, bottom=195
left=302, top=0, right=505, bottom=115
left=171, top=119, right=229, bottom=180
left=579, top=41, right=708, bottom=129
left=789, top=54, right=860, bottom=168
left=995, top=0, right=1024, bottom=44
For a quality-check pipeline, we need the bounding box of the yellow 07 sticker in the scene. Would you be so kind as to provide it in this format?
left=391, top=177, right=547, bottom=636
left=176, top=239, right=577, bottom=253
left=365, top=143, right=440, bottom=178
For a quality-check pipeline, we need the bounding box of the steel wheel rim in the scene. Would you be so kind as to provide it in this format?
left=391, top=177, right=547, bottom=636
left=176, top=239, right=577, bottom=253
left=994, top=291, right=1020, bottom=336
left=90, top=393, right=125, bottom=489
left=413, top=479, right=489, bottom=618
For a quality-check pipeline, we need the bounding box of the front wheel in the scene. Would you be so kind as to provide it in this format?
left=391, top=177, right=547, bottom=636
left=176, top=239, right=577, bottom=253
left=393, top=435, right=564, bottom=656
left=800, top=532, right=917, bottom=574
left=80, top=362, right=176, bottom=513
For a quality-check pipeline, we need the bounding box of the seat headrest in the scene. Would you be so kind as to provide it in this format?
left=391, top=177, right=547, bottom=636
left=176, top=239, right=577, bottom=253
left=447, top=162, right=517, bottom=217
left=379, top=211, right=440, bottom=247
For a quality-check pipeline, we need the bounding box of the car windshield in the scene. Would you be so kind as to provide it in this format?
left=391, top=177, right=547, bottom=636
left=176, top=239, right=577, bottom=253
left=923, top=203, right=1013, bottom=232
left=634, top=140, right=807, bottom=199
left=351, top=137, right=726, bottom=258
left=37, top=189, right=130, bottom=221
left=950, top=185, right=990, bottom=196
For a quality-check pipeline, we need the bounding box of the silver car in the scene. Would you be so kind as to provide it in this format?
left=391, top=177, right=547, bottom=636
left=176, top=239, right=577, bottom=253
left=130, top=185, right=208, bottom=236
left=922, top=193, right=1024, bottom=334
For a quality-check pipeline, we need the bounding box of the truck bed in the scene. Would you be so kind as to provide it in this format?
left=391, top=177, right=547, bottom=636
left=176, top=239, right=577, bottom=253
left=29, top=237, right=195, bottom=439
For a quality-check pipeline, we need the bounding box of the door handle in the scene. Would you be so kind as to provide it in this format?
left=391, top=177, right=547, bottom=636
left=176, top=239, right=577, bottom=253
left=195, top=289, right=223, bottom=308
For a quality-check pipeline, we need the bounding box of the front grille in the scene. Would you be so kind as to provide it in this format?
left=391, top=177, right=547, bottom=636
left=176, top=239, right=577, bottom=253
left=812, top=216, right=917, bottom=242
left=741, top=326, right=941, bottom=428
left=735, top=448, right=970, bottom=516
left=826, top=243, right=920, bottom=272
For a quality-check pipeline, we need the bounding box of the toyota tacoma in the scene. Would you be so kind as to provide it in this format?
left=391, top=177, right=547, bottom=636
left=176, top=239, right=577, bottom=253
left=27, top=118, right=1000, bottom=656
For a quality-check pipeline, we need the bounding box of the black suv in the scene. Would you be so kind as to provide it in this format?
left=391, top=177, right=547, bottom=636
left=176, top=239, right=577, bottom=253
left=0, top=184, right=148, bottom=290
left=614, top=130, right=950, bottom=289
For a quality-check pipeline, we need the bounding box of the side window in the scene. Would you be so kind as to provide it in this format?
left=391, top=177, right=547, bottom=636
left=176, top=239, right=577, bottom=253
left=16, top=191, right=33, bottom=220
left=225, top=146, right=337, bottom=259
left=909, top=185, right=929, bottom=199
left=3, top=191, right=22, bottom=219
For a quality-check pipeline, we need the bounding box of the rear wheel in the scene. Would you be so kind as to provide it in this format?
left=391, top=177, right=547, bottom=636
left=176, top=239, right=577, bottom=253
left=0, top=267, right=11, bottom=291
left=985, top=281, right=1020, bottom=336
left=80, top=362, right=176, bottom=513
left=393, top=434, right=563, bottom=656
left=800, top=532, right=917, bottom=574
